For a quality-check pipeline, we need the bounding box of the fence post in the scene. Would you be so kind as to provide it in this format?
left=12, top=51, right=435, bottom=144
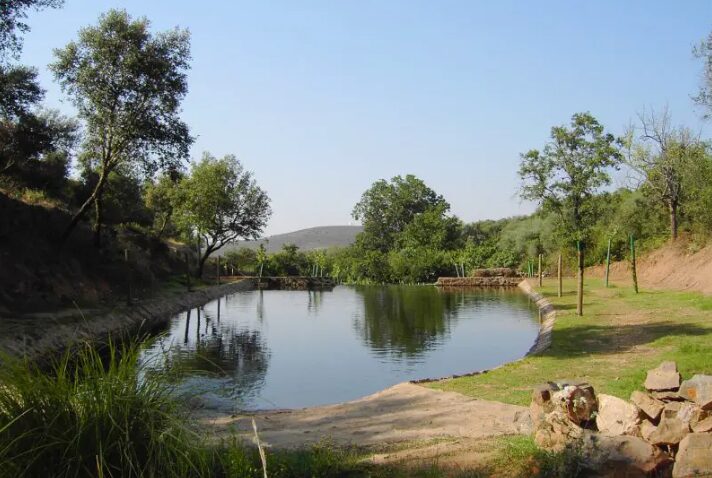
left=538, top=253, right=543, bottom=287
left=557, top=252, right=562, bottom=298
left=605, top=237, right=612, bottom=288
left=630, top=234, right=639, bottom=294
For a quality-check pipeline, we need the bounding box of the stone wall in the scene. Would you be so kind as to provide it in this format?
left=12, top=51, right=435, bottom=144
left=435, top=276, right=522, bottom=287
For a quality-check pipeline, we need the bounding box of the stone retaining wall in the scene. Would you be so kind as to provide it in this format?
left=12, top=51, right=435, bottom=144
left=435, top=276, right=522, bottom=287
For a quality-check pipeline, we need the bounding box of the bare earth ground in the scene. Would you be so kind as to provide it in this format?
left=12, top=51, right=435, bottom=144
left=199, top=382, right=531, bottom=451
left=589, top=240, right=712, bottom=295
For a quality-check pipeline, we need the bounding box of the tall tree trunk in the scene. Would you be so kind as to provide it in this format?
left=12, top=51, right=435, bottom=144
left=577, top=241, right=584, bottom=316
left=197, top=245, right=214, bottom=278
left=60, top=168, right=110, bottom=246
left=93, top=193, right=103, bottom=248
left=669, top=201, right=678, bottom=241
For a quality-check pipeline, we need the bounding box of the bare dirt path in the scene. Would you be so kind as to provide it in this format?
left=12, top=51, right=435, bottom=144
left=199, top=382, right=532, bottom=449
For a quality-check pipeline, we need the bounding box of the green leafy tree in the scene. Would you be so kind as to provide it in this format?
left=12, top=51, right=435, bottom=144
left=519, top=112, right=622, bottom=315
left=353, top=174, right=450, bottom=252
left=223, top=247, right=257, bottom=275
left=0, top=0, right=64, bottom=61
left=51, top=9, right=193, bottom=246
left=173, top=153, right=271, bottom=277
left=626, top=109, right=706, bottom=240
left=144, top=171, right=181, bottom=239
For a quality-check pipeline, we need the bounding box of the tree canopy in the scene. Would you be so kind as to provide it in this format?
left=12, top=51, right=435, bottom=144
left=173, top=153, right=271, bottom=276
left=353, top=174, right=451, bottom=252
left=51, top=9, right=193, bottom=245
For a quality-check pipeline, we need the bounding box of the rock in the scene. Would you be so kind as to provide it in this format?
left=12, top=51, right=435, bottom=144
left=679, top=375, right=712, bottom=410
left=644, top=361, right=681, bottom=391
left=638, top=420, right=657, bottom=442
left=550, top=383, right=597, bottom=426
left=596, top=394, right=640, bottom=436
left=678, top=402, right=703, bottom=428
left=673, top=433, right=712, bottom=478
left=530, top=383, right=558, bottom=425
left=691, top=414, right=712, bottom=433
left=631, top=390, right=665, bottom=421
left=664, top=401, right=683, bottom=419
left=653, top=391, right=688, bottom=402
left=581, top=432, right=673, bottom=477
left=647, top=416, right=690, bottom=446
left=533, top=410, right=584, bottom=452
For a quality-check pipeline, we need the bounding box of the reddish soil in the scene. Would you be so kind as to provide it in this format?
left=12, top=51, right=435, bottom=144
left=589, top=241, right=712, bottom=295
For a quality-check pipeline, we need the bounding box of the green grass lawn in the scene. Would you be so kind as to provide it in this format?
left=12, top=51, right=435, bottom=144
left=429, top=278, right=712, bottom=406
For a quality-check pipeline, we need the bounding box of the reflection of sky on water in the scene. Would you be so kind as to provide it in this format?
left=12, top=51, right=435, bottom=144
left=140, top=286, right=538, bottom=410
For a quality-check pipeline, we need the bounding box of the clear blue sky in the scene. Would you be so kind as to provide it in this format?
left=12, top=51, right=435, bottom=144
left=19, top=1, right=712, bottom=235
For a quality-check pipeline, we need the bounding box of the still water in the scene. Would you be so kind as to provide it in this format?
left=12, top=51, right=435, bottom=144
left=140, top=285, right=538, bottom=411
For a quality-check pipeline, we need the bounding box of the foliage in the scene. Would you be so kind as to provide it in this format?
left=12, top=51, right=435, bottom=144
left=519, top=112, right=622, bottom=245
left=0, top=341, right=212, bottom=478
left=144, top=171, right=181, bottom=239
left=626, top=108, right=708, bottom=239
left=51, top=9, right=193, bottom=244
left=0, top=0, right=64, bottom=61
left=172, top=152, right=271, bottom=276
left=353, top=174, right=451, bottom=252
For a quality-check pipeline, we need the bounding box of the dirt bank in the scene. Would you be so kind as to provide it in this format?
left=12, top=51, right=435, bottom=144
left=0, top=279, right=255, bottom=360
left=200, top=382, right=531, bottom=449
left=589, top=241, right=712, bottom=295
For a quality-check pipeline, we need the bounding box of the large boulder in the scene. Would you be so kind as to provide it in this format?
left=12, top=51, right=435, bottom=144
left=647, top=416, right=690, bottom=446
left=678, top=375, right=712, bottom=410
left=644, top=361, right=681, bottom=391
left=631, top=390, right=665, bottom=421
left=530, top=383, right=558, bottom=426
left=596, top=394, right=640, bottom=436
left=581, top=432, right=673, bottom=477
left=673, top=433, right=712, bottom=478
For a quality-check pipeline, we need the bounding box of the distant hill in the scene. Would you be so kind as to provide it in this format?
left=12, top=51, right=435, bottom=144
left=218, top=225, right=363, bottom=255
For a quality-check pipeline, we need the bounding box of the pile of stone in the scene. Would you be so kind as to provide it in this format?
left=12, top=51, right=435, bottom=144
left=530, top=362, right=712, bottom=477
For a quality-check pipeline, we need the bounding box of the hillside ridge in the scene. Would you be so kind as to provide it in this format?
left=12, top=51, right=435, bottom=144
left=219, top=225, right=362, bottom=254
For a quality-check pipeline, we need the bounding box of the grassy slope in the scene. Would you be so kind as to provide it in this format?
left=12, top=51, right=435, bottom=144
left=429, top=278, right=712, bottom=406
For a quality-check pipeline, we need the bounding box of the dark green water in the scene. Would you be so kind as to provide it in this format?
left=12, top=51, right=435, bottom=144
left=140, top=285, right=538, bottom=411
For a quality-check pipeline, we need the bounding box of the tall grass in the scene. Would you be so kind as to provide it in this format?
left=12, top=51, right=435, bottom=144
left=0, top=341, right=213, bottom=478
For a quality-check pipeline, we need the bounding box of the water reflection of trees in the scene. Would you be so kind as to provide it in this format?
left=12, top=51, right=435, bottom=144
left=353, top=285, right=461, bottom=357
left=168, top=307, right=270, bottom=402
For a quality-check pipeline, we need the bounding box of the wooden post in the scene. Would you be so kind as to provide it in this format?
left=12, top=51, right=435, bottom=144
left=630, top=234, right=639, bottom=294
left=557, top=252, right=562, bottom=298
left=577, top=241, right=584, bottom=316
left=125, top=249, right=132, bottom=305
left=216, top=256, right=221, bottom=285
left=605, top=237, right=612, bottom=288
left=538, top=253, right=543, bottom=287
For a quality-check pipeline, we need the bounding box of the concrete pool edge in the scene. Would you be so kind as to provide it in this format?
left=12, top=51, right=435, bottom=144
left=410, top=279, right=556, bottom=384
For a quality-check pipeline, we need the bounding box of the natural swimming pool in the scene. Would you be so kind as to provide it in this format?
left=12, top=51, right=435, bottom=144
left=140, top=285, right=539, bottom=411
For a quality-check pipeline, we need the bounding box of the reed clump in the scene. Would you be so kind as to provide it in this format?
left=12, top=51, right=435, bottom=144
left=0, top=341, right=213, bottom=478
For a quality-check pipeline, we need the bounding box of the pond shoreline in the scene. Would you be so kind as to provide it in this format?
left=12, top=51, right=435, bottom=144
left=0, top=279, right=256, bottom=360
left=410, top=279, right=556, bottom=384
